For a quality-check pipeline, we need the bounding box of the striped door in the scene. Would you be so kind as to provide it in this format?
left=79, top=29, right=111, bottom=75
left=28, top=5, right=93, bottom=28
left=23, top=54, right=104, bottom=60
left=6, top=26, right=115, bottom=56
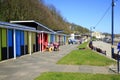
left=15, top=30, right=21, bottom=57
left=0, top=28, right=1, bottom=61
left=1, top=28, right=7, bottom=60
left=24, top=31, right=28, bottom=54
left=8, top=29, right=14, bottom=58
left=20, top=31, right=24, bottom=55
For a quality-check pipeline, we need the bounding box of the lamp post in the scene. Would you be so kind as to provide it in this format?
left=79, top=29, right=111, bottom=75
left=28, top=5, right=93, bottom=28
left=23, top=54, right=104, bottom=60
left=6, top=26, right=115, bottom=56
left=111, top=0, right=114, bottom=58
left=90, top=27, right=95, bottom=41
left=111, top=0, right=119, bottom=74
left=111, top=0, right=120, bottom=74
left=111, top=0, right=119, bottom=73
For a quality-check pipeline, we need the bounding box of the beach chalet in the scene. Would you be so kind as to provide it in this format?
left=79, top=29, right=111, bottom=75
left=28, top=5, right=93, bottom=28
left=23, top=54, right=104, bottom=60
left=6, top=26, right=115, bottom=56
left=0, top=20, right=67, bottom=61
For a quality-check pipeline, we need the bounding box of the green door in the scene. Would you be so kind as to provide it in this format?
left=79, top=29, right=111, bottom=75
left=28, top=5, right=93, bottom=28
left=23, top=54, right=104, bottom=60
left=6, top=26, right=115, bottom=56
left=31, top=32, right=33, bottom=53
left=0, top=28, right=1, bottom=61
left=32, top=32, right=36, bottom=52
left=24, top=31, right=28, bottom=54
left=28, top=32, right=31, bottom=54
left=1, top=28, right=7, bottom=60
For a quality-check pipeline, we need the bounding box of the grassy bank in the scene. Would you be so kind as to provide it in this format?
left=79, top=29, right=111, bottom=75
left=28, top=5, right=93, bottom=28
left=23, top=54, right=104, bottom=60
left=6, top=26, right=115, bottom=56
left=35, top=72, right=120, bottom=80
left=35, top=42, right=117, bottom=80
left=57, top=42, right=115, bottom=66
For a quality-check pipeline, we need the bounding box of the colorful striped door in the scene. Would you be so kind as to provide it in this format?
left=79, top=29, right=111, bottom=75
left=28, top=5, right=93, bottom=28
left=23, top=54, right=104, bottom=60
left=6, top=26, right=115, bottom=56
left=43, top=33, right=48, bottom=51
left=20, top=31, right=24, bottom=55
left=28, top=32, right=32, bottom=54
left=32, top=32, right=36, bottom=52
left=36, top=33, right=39, bottom=51
left=48, top=34, right=50, bottom=43
left=64, top=36, right=66, bottom=45
left=50, top=34, right=55, bottom=43
left=8, top=29, right=14, bottom=59
left=16, top=30, right=21, bottom=57
left=0, top=28, right=1, bottom=61
left=31, top=32, right=33, bottom=53
left=1, top=28, right=7, bottom=60
left=24, top=31, right=28, bottom=54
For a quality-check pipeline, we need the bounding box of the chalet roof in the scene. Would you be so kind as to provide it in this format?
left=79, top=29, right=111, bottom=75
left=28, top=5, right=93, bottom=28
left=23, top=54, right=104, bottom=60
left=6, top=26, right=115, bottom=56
left=0, top=21, right=35, bottom=31
left=0, top=21, right=52, bottom=33
left=10, top=20, right=56, bottom=33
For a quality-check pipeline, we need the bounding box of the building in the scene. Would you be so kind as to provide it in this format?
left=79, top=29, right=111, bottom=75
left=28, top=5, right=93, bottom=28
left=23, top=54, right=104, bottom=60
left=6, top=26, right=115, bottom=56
left=0, top=20, right=67, bottom=61
left=92, top=31, right=105, bottom=39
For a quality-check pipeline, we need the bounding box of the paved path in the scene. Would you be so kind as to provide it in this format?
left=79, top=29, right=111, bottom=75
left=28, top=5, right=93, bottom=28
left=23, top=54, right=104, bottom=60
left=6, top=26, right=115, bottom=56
left=93, top=41, right=118, bottom=58
left=0, top=44, right=115, bottom=80
left=93, top=41, right=120, bottom=73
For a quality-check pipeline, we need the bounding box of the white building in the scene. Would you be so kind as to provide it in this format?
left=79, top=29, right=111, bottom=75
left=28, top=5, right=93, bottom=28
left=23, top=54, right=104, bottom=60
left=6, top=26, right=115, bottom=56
left=92, top=31, right=105, bottom=39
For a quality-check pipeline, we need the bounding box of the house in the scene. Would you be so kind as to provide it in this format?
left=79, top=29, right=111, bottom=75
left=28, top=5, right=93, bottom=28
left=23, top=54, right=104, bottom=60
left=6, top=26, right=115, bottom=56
left=92, top=31, right=105, bottom=39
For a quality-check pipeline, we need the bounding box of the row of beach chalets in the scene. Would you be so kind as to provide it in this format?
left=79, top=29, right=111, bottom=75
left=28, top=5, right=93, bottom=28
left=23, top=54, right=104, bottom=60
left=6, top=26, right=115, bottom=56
left=0, top=20, right=68, bottom=61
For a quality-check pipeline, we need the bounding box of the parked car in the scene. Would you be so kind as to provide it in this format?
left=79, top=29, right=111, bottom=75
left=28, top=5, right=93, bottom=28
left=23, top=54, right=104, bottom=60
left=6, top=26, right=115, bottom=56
left=103, top=38, right=111, bottom=43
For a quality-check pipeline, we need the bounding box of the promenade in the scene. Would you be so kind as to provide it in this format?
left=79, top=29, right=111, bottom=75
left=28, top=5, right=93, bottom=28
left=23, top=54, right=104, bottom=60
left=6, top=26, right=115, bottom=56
left=0, top=43, right=115, bottom=80
left=93, top=41, right=120, bottom=73
left=93, top=41, right=118, bottom=58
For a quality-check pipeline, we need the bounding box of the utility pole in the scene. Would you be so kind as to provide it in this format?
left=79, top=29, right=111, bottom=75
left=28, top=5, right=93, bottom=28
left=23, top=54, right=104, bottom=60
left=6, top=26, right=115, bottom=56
left=111, top=0, right=114, bottom=58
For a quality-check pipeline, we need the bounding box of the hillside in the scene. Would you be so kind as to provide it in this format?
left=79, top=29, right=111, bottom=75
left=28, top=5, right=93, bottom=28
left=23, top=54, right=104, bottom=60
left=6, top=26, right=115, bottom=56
left=0, top=0, right=89, bottom=34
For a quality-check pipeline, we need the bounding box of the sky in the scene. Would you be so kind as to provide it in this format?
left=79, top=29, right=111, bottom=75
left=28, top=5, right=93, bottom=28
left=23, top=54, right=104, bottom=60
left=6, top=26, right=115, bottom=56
left=44, top=0, right=120, bottom=34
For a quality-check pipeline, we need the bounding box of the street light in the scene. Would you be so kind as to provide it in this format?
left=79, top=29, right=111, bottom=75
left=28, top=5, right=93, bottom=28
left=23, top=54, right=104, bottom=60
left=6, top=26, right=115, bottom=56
left=111, top=0, right=119, bottom=74
left=111, top=0, right=120, bottom=74
left=111, top=0, right=119, bottom=73
left=90, top=26, right=95, bottom=41
left=111, top=0, right=114, bottom=58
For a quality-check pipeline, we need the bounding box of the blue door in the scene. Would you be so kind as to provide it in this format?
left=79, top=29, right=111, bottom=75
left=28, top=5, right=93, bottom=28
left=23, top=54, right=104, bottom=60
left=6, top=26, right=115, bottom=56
left=16, top=30, right=21, bottom=57
left=20, top=31, right=24, bottom=55
left=64, top=36, right=66, bottom=45
left=8, top=29, right=14, bottom=58
left=50, top=34, right=54, bottom=43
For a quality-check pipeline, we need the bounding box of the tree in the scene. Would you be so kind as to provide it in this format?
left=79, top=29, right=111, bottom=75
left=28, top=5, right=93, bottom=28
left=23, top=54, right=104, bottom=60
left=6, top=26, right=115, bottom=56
left=0, top=0, right=89, bottom=34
